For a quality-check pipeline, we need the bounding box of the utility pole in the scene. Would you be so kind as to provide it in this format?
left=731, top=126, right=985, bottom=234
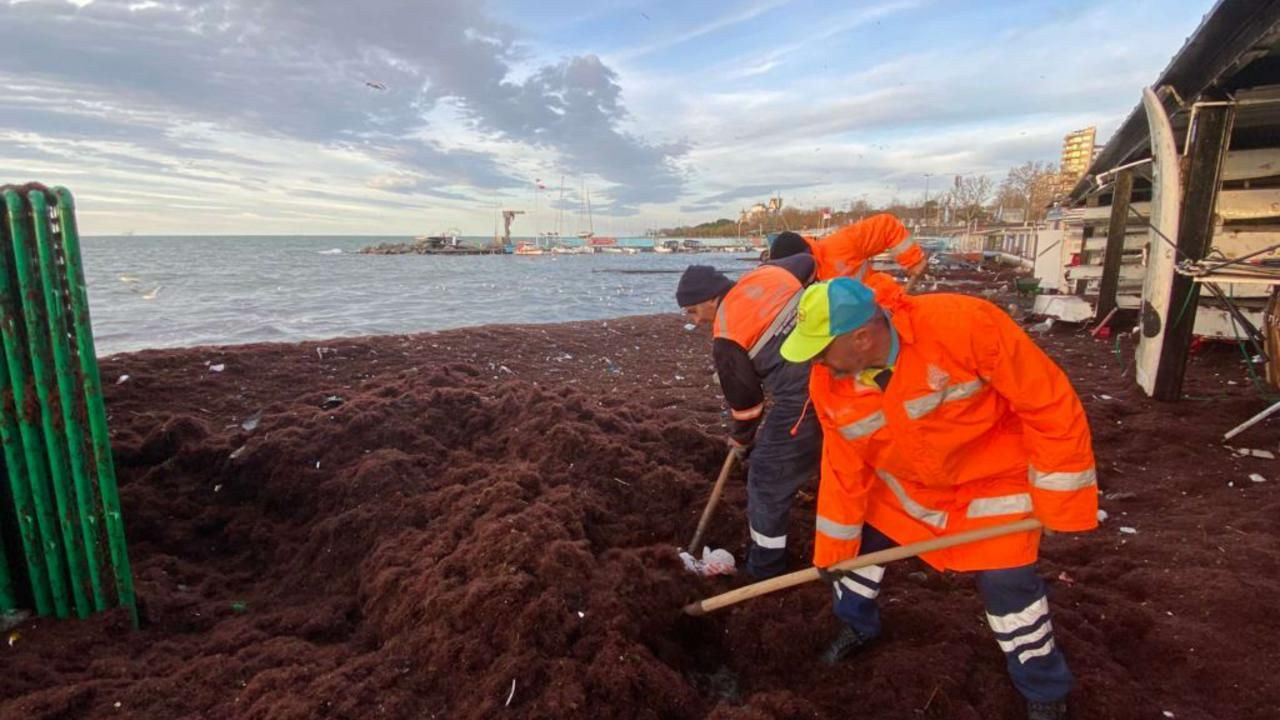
left=923, top=173, right=933, bottom=229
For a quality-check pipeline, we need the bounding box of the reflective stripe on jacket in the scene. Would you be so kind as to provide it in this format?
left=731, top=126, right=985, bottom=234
left=808, top=279, right=1097, bottom=571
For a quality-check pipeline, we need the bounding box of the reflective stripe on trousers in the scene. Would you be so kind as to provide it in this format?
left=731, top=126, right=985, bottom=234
left=833, top=527, right=1074, bottom=704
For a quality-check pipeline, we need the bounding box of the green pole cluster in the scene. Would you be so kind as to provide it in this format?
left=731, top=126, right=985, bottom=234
left=0, top=185, right=137, bottom=627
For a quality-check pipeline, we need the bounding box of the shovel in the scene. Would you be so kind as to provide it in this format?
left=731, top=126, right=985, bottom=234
left=685, top=451, right=737, bottom=556
left=683, top=517, right=1042, bottom=615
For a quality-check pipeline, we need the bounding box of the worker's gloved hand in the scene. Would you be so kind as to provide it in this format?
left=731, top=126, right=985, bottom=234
left=727, top=436, right=753, bottom=463
left=815, top=566, right=855, bottom=584
left=907, top=257, right=928, bottom=278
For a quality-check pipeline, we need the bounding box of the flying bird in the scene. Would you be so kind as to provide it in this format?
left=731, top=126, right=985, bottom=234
left=364, top=81, right=387, bottom=91
left=141, top=286, right=162, bottom=301
left=640, top=11, right=650, bottom=20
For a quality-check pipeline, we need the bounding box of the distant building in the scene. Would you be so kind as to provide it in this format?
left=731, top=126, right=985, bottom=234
left=1057, top=127, right=1098, bottom=196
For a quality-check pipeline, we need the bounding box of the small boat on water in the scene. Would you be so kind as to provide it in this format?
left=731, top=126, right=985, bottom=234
left=514, top=243, right=545, bottom=256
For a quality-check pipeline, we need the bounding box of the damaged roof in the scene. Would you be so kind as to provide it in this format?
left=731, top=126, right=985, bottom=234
left=1068, top=0, right=1280, bottom=204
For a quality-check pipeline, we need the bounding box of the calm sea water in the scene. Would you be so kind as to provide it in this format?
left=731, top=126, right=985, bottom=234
left=81, top=236, right=756, bottom=356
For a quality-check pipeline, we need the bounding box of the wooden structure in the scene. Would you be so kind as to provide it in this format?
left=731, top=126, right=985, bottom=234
left=1061, top=0, right=1280, bottom=400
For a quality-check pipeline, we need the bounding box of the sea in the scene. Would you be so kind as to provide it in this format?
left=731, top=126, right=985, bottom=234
left=81, top=236, right=758, bottom=356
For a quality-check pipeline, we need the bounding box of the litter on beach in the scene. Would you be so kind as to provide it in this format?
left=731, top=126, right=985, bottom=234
left=679, top=547, right=737, bottom=577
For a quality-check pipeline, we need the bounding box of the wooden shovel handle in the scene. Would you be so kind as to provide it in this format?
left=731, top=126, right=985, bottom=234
left=687, top=451, right=737, bottom=555
left=683, top=517, right=1043, bottom=615
left=904, top=271, right=923, bottom=294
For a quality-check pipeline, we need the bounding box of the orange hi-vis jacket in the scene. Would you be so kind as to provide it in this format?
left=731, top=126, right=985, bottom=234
left=809, top=276, right=1098, bottom=572
left=806, top=213, right=924, bottom=281
left=713, top=263, right=805, bottom=358
left=713, top=262, right=807, bottom=424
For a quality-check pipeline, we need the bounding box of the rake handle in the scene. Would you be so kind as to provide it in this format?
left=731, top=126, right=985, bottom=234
left=683, top=518, right=1043, bottom=615
left=687, top=451, right=737, bottom=555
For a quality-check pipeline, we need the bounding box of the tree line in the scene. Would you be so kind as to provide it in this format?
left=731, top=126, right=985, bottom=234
left=659, top=161, right=1064, bottom=237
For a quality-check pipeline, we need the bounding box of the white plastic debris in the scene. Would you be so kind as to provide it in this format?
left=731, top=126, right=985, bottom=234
left=209, top=363, right=225, bottom=373
left=1249, top=473, right=1267, bottom=484
left=1100, top=394, right=1113, bottom=401
left=241, top=413, right=261, bottom=432
left=1097, top=509, right=1109, bottom=523
left=116, top=374, right=130, bottom=385
left=576, top=611, right=585, bottom=619
left=1119, top=526, right=1138, bottom=535
left=679, top=547, right=737, bottom=577
left=683, top=323, right=697, bottom=331
left=1163, top=712, right=1175, bottom=718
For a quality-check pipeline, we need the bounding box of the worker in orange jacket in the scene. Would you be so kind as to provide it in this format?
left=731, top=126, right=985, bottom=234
left=780, top=274, right=1097, bottom=720
left=676, top=254, right=821, bottom=579
left=768, top=213, right=927, bottom=281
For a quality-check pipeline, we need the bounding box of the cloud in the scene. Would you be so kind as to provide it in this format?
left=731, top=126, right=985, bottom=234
left=0, top=0, right=684, bottom=215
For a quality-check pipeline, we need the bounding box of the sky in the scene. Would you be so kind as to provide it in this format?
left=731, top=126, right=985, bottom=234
left=0, top=0, right=1215, bottom=236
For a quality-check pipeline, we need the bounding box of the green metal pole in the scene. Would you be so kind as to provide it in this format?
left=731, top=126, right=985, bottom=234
left=28, top=191, right=105, bottom=613
left=4, top=190, right=88, bottom=618
left=0, top=190, right=69, bottom=618
left=0, top=514, right=15, bottom=612
left=52, top=188, right=137, bottom=627
left=0, top=345, right=51, bottom=615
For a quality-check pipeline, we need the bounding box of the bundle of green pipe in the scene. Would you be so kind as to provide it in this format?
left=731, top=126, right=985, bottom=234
left=0, top=184, right=136, bottom=627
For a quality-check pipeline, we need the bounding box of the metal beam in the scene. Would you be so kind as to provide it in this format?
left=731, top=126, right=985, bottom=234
left=1154, top=103, right=1237, bottom=401
left=1097, top=170, right=1136, bottom=321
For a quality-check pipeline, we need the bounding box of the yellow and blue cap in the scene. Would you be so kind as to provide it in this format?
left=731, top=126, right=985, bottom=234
left=780, top=278, right=879, bottom=362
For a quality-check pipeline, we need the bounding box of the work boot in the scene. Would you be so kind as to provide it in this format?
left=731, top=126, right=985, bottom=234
left=1026, top=699, right=1068, bottom=720
left=820, top=625, right=871, bottom=665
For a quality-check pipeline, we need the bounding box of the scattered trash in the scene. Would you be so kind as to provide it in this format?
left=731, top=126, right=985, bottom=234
left=241, top=412, right=262, bottom=432
left=1099, top=394, right=1113, bottom=401
left=116, top=374, right=130, bottom=385
left=315, top=460, right=321, bottom=469
left=1119, top=527, right=1138, bottom=535
left=907, top=571, right=928, bottom=584
left=576, top=611, right=585, bottom=619
left=1104, top=491, right=1138, bottom=501
left=1029, top=318, right=1055, bottom=334
left=114, top=701, right=122, bottom=708
left=1249, top=473, right=1267, bottom=484
left=229, top=445, right=246, bottom=460
left=209, top=363, right=225, bottom=373
left=683, top=323, right=697, bottom=331
left=319, top=395, right=345, bottom=410
left=230, top=601, right=248, bottom=614
left=1230, top=447, right=1276, bottom=459
left=118, top=275, right=140, bottom=284
left=1056, top=571, right=1075, bottom=586
left=1097, top=509, right=1109, bottom=523
left=0, top=610, right=29, bottom=632
left=679, top=547, right=737, bottom=577
left=141, top=285, right=162, bottom=301
left=1163, top=712, right=1175, bottom=719
left=498, top=365, right=513, bottom=374
left=213, top=484, right=222, bottom=493
left=7, top=631, right=19, bottom=647
left=505, top=678, right=517, bottom=708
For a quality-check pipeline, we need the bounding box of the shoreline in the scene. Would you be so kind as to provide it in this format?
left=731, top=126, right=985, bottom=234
left=4, top=283, right=1279, bottom=719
